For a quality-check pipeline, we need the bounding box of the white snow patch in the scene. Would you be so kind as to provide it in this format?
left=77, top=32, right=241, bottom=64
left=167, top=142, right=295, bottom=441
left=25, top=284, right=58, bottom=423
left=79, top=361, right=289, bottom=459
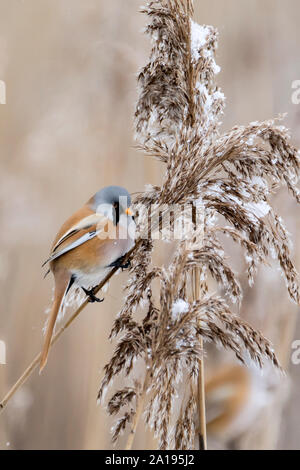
left=212, top=60, right=221, bottom=75
left=213, top=90, right=225, bottom=101
left=250, top=176, right=268, bottom=189
left=172, top=299, right=189, bottom=320
left=246, top=201, right=270, bottom=219
left=190, top=21, right=210, bottom=61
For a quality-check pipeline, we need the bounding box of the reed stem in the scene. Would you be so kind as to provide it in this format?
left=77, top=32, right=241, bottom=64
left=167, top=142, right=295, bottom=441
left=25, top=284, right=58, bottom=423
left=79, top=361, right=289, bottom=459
left=125, top=369, right=150, bottom=450
left=192, top=268, right=207, bottom=450
left=0, top=242, right=140, bottom=416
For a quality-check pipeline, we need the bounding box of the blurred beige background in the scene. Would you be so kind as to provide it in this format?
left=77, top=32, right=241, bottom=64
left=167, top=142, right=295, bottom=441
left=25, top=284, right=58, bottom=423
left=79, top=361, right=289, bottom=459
left=0, top=0, right=299, bottom=450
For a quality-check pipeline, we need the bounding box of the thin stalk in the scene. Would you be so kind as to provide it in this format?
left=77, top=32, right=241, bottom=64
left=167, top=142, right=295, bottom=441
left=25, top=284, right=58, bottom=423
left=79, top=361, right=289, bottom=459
left=0, top=212, right=171, bottom=417
left=192, top=268, right=207, bottom=450
left=186, top=1, right=195, bottom=127
left=125, top=369, right=150, bottom=450
left=0, top=242, right=141, bottom=416
left=186, top=6, right=207, bottom=445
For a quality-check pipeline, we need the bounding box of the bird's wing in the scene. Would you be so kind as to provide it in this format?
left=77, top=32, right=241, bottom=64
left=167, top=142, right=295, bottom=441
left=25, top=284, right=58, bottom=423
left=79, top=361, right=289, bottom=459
left=52, top=214, right=105, bottom=252
left=42, top=213, right=107, bottom=266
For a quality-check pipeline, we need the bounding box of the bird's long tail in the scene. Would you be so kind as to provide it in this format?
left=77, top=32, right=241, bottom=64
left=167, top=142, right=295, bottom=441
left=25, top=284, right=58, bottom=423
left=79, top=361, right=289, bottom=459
left=40, top=271, right=71, bottom=373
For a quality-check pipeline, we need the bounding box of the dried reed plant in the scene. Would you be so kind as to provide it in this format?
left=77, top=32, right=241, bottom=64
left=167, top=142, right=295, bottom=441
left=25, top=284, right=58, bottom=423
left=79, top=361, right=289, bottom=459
left=1, top=0, right=299, bottom=451
left=97, top=0, right=300, bottom=450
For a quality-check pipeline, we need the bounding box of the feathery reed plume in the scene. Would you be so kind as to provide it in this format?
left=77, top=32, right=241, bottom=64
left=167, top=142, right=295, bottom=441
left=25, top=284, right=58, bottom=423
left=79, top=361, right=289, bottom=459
left=98, top=0, right=300, bottom=450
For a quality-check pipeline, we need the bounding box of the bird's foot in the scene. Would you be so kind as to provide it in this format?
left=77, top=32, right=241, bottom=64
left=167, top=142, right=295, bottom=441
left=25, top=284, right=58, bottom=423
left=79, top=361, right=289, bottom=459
left=82, top=287, right=104, bottom=303
left=109, top=255, right=131, bottom=271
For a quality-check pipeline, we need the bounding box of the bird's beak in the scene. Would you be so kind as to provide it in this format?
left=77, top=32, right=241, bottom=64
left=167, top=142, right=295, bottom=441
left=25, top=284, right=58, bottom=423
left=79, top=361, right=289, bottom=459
left=125, top=207, right=133, bottom=216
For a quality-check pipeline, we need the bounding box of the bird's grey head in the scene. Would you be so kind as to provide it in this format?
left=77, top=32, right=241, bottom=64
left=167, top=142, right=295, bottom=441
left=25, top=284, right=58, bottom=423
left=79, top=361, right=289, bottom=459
left=90, top=186, right=132, bottom=224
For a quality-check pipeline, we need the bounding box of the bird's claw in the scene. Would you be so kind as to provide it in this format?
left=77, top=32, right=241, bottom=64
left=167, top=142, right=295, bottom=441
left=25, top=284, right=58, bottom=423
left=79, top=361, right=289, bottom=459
left=120, top=260, right=131, bottom=271
left=82, top=287, right=104, bottom=303
left=89, top=295, right=104, bottom=303
left=109, top=256, right=131, bottom=271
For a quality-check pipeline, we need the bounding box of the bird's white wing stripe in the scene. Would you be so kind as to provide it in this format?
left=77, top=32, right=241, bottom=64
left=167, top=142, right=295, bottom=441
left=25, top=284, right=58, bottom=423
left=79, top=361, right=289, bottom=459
left=53, top=213, right=106, bottom=253
left=43, top=229, right=102, bottom=265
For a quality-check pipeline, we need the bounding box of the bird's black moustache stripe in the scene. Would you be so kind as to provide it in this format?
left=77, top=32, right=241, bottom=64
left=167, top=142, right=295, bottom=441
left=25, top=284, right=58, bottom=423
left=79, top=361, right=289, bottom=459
left=113, top=202, right=120, bottom=225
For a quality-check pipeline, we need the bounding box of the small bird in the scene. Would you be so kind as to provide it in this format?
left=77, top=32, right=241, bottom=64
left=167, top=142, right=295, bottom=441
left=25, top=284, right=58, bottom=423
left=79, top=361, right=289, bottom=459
left=205, top=365, right=250, bottom=438
left=40, top=185, right=135, bottom=372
